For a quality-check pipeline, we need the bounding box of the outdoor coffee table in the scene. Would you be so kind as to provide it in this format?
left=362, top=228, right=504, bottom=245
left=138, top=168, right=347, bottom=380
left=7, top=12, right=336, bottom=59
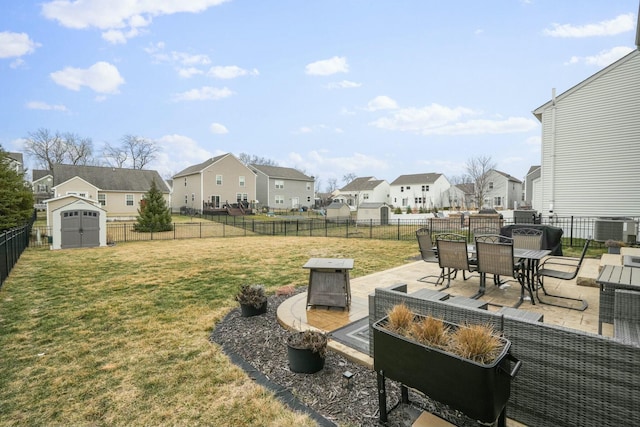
left=303, top=258, right=354, bottom=308
left=597, top=265, right=640, bottom=334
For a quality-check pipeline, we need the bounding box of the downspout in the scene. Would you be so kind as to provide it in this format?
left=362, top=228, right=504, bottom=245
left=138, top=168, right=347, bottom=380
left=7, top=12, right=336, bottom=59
left=549, top=88, right=556, bottom=217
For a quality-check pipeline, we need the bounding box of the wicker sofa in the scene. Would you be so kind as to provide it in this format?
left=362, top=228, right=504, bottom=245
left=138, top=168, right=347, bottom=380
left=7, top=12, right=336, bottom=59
left=368, top=286, right=640, bottom=427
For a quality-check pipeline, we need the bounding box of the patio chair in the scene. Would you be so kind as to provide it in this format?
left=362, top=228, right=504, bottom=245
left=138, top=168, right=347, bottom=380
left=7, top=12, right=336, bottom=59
left=534, top=239, right=590, bottom=311
left=475, top=235, right=528, bottom=306
left=435, top=233, right=477, bottom=290
left=416, top=227, right=443, bottom=284
left=512, top=228, right=543, bottom=250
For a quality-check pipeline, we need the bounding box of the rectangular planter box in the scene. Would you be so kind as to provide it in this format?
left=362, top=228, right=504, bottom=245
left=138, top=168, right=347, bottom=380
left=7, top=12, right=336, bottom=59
left=373, top=316, right=519, bottom=424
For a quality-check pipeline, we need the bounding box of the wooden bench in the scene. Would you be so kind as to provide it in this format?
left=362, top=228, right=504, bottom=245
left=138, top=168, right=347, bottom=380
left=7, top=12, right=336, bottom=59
left=614, top=289, right=640, bottom=344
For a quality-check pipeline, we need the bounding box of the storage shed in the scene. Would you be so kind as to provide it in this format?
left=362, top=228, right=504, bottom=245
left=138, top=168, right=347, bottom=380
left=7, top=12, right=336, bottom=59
left=45, top=195, right=107, bottom=250
left=325, top=202, right=351, bottom=220
left=357, top=202, right=390, bottom=225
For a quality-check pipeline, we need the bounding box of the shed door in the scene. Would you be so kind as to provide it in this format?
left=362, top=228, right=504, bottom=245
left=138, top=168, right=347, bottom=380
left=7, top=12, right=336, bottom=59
left=61, top=210, right=100, bottom=249
left=380, top=206, right=389, bottom=225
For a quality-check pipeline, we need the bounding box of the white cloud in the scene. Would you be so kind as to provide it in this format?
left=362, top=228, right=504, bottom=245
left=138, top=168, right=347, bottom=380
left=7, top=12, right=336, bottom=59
left=369, top=103, right=538, bottom=135
left=42, top=0, right=230, bottom=43
left=178, top=67, right=204, bottom=78
left=210, top=123, right=229, bottom=134
left=153, top=134, right=219, bottom=178
left=543, top=13, right=636, bottom=37
left=365, top=96, right=399, bottom=111
left=305, top=56, right=349, bottom=76
left=25, top=101, right=68, bottom=112
left=208, top=65, right=259, bottom=79
left=0, top=31, right=41, bottom=58
left=326, top=80, right=362, bottom=89
left=50, top=61, right=125, bottom=94
left=172, top=86, right=234, bottom=101
left=289, top=150, right=389, bottom=178
left=566, top=46, right=634, bottom=67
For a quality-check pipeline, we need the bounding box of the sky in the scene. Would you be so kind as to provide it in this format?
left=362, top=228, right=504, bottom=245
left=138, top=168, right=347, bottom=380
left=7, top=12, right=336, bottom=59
left=1, top=1, right=638, bottom=190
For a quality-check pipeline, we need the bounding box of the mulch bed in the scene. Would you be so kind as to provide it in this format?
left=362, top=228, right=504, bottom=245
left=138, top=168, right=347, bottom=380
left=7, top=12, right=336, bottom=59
left=210, top=288, right=480, bottom=427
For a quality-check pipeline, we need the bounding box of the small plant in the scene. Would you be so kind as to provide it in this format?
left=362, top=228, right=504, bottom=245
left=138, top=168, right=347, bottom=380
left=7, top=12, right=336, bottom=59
left=604, top=239, right=626, bottom=248
left=449, top=323, right=503, bottom=364
left=405, top=206, right=412, bottom=214
left=234, top=284, right=267, bottom=309
left=287, top=330, right=327, bottom=358
left=386, top=303, right=414, bottom=335
left=394, top=207, right=402, bottom=214
left=410, top=315, right=449, bottom=348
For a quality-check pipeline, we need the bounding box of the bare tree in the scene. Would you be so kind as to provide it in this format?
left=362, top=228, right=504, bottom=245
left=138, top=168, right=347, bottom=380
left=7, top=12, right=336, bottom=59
left=24, top=128, right=95, bottom=170
left=104, top=135, right=158, bottom=169
left=238, top=153, right=278, bottom=166
left=342, top=173, right=357, bottom=185
left=465, top=156, right=496, bottom=209
left=326, top=178, right=338, bottom=193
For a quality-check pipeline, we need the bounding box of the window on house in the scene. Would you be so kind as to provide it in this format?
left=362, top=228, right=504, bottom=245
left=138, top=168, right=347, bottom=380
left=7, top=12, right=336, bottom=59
left=98, top=194, right=106, bottom=206
left=126, top=194, right=134, bottom=206
left=494, top=197, right=502, bottom=206
left=275, top=195, right=284, bottom=205
left=363, top=193, right=369, bottom=200
left=239, top=176, right=245, bottom=187
left=307, top=196, right=311, bottom=202
left=422, top=185, right=429, bottom=192
left=275, top=180, right=284, bottom=189
left=306, top=182, right=311, bottom=191
left=191, top=193, right=195, bottom=202
left=216, top=175, right=223, bottom=185
left=489, top=182, right=494, bottom=190
left=400, top=186, right=404, bottom=192
left=184, top=195, right=188, bottom=204
left=406, top=186, right=411, bottom=190
left=184, top=178, right=187, bottom=186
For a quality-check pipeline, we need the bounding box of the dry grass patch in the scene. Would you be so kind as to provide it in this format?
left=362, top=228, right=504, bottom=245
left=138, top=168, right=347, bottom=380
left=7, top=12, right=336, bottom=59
left=0, top=236, right=415, bottom=426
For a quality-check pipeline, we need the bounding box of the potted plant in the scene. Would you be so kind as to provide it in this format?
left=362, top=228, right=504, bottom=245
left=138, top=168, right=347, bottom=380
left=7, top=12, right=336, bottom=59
left=235, top=284, right=268, bottom=317
left=373, top=304, right=521, bottom=424
left=605, top=239, right=626, bottom=254
left=286, top=329, right=328, bottom=374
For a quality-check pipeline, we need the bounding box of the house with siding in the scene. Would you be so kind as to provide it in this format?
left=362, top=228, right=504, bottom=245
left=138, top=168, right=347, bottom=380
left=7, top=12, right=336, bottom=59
left=249, top=164, right=314, bottom=211
left=333, top=176, right=390, bottom=210
left=524, top=166, right=541, bottom=209
left=389, top=173, right=452, bottom=211
left=484, top=169, right=523, bottom=210
left=172, top=153, right=256, bottom=214
left=50, top=164, right=170, bottom=220
left=532, top=48, right=640, bottom=217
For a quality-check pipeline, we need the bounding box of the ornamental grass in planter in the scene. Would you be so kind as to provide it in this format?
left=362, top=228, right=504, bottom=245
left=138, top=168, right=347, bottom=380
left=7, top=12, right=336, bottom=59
left=234, top=284, right=268, bottom=317
left=373, top=304, right=521, bottom=424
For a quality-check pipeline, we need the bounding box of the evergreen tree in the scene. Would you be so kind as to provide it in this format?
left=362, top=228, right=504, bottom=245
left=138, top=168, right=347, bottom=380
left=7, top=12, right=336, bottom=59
left=0, top=147, right=34, bottom=231
left=134, top=180, right=172, bottom=232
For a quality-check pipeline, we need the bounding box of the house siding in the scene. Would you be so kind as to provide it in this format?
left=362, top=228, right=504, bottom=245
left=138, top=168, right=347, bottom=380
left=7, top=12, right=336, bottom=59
left=538, top=51, right=640, bottom=217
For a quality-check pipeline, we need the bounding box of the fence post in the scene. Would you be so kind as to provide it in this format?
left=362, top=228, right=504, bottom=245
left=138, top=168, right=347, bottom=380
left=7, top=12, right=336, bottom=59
left=346, top=219, right=349, bottom=238
left=370, top=219, right=373, bottom=239
left=174, top=223, right=176, bottom=240
left=200, top=222, right=202, bottom=238
left=124, top=223, right=127, bottom=242
left=570, top=216, right=574, bottom=247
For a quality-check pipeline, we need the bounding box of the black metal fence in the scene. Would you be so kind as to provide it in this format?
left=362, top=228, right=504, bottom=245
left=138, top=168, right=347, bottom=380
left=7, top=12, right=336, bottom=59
left=1, top=220, right=35, bottom=288
left=25, top=214, right=639, bottom=250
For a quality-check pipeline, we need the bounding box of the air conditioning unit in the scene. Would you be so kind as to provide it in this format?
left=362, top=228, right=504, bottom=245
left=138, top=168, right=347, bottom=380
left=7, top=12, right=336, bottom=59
left=594, top=218, right=638, bottom=243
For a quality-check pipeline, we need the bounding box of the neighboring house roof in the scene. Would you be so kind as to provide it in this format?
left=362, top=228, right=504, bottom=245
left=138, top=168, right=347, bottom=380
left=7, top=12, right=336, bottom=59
left=52, top=164, right=170, bottom=193
left=7, top=152, right=23, bottom=164
left=250, top=164, right=313, bottom=181
left=527, top=165, right=541, bottom=175
left=339, top=176, right=385, bottom=192
left=172, top=154, right=228, bottom=178
left=358, top=202, right=388, bottom=209
left=326, top=201, right=349, bottom=210
left=390, top=173, right=442, bottom=185
left=32, top=169, right=52, bottom=181
left=455, top=183, right=475, bottom=195
left=533, top=50, right=640, bottom=120
left=492, top=169, right=522, bottom=184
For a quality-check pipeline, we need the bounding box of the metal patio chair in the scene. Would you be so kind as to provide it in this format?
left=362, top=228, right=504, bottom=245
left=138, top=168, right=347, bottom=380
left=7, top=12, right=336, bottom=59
left=475, top=235, right=528, bottom=306
left=416, top=227, right=443, bottom=284
left=534, top=239, right=591, bottom=311
left=435, top=233, right=477, bottom=290
left=512, top=227, right=543, bottom=250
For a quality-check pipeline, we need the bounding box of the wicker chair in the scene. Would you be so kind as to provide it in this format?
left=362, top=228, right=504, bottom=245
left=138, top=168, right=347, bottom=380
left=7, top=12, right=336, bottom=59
left=415, top=227, right=442, bottom=284
left=614, top=289, right=640, bottom=344
left=535, top=239, right=590, bottom=311
left=435, top=233, right=476, bottom=290
left=475, top=235, right=528, bottom=307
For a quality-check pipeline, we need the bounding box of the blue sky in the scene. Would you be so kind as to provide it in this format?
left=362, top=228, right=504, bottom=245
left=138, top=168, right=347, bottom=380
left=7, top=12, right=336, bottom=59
left=1, top=1, right=637, bottom=190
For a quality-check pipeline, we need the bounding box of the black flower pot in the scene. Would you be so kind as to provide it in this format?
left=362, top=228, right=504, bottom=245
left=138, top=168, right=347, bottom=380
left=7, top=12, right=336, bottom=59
left=286, top=332, right=326, bottom=374
left=373, top=316, right=521, bottom=424
left=240, top=300, right=267, bottom=317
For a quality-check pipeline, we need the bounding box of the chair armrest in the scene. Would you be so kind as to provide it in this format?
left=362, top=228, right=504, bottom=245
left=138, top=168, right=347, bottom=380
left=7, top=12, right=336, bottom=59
left=539, top=257, right=579, bottom=269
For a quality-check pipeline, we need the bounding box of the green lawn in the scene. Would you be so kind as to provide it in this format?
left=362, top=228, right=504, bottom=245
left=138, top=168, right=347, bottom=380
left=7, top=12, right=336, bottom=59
left=0, top=236, right=416, bottom=426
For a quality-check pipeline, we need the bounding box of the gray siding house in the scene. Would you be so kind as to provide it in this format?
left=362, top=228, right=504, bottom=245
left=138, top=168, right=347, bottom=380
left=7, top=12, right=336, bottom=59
left=249, top=164, right=314, bottom=211
left=532, top=48, right=640, bottom=217
left=484, top=170, right=523, bottom=210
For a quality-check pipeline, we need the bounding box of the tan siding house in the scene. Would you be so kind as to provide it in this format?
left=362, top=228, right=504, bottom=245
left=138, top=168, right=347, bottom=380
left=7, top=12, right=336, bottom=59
left=50, top=164, right=170, bottom=220
left=172, top=153, right=256, bottom=213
